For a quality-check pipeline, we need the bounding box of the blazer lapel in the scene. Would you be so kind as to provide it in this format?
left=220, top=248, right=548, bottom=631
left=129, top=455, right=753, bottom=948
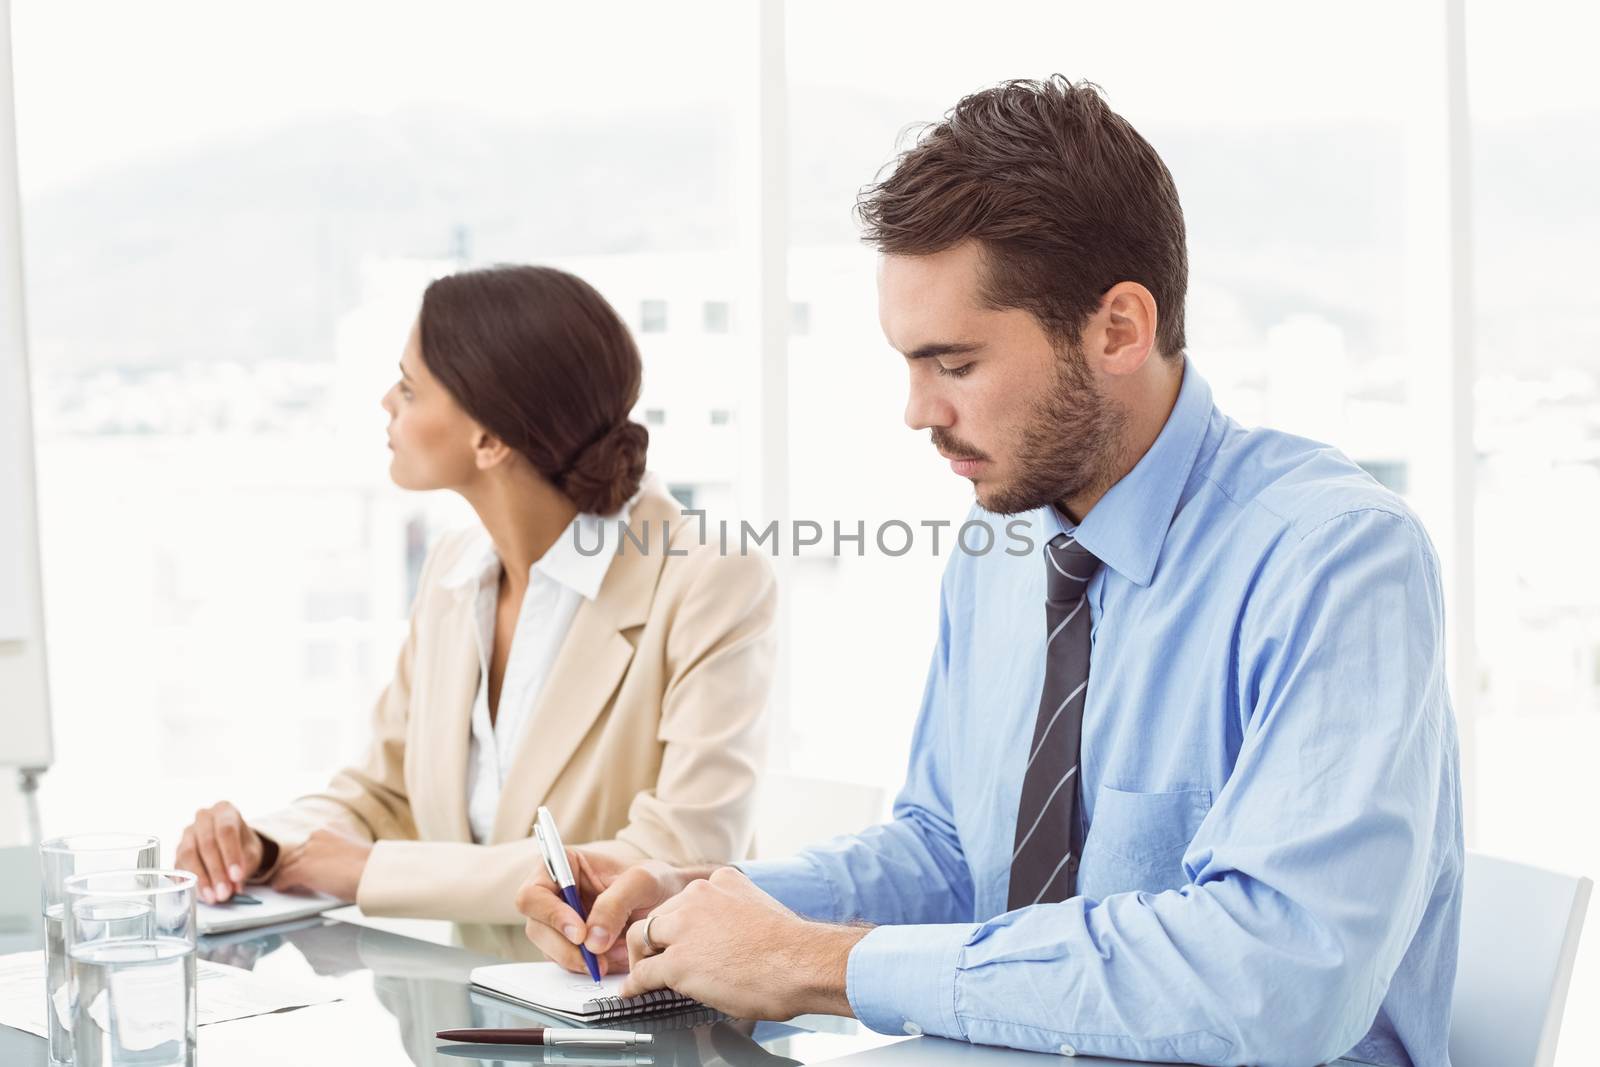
left=489, top=484, right=676, bottom=844
left=423, top=586, right=481, bottom=843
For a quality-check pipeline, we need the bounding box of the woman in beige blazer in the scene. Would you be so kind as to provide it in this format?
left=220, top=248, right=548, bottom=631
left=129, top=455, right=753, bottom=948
left=174, top=265, right=776, bottom=962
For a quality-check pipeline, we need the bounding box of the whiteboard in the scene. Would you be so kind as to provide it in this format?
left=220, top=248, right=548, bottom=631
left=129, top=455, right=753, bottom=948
left=0, top=0, right=53, bottom=770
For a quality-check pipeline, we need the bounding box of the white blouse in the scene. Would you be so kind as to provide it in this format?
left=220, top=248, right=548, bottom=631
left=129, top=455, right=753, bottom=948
left=439, top=504, right=628, bottom=845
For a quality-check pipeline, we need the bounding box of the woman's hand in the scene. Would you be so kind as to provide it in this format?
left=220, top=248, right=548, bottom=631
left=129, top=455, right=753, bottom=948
left=270, top=829, right=373, bottom=903
left=515, top=850, right=705, bottom=977
left=175, top=801, right=266, bottom=904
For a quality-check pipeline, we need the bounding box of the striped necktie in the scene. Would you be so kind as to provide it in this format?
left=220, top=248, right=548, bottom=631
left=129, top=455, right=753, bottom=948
left=1008, top=531, right=1101, bottom=909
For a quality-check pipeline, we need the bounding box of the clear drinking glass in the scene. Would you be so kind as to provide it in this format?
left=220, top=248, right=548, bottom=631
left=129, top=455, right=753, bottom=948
left=63, top=870, right=198, bottom=1067
left=39, top=835, right=161, bottom=1066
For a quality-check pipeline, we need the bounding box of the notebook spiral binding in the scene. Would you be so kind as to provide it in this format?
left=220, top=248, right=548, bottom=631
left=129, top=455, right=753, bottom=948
left=587, top=988, right=706, bottom=1022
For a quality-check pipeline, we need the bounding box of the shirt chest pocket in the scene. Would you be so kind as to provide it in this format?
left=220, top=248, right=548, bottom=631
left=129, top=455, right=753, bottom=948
left=1078, top=784, right=1212, bottom=899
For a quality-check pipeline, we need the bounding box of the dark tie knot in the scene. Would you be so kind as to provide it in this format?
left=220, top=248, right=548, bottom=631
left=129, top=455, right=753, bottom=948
left=1045, top=532, right=1101, bottom=604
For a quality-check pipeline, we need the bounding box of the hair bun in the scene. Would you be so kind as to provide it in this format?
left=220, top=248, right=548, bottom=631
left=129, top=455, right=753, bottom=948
left=556, top=419, right=649, bottom=515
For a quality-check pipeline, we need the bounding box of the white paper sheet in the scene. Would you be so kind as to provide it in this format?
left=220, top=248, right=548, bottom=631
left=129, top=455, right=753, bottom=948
left=0, top=949, right=339, bottom=1039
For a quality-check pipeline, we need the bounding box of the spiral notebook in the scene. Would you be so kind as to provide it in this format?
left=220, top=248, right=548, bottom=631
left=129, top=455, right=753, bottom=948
left=469, top=961, right=703, bottom=1023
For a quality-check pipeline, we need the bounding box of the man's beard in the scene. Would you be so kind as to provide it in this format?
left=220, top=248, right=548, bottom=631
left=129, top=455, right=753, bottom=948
left=971, top=342, right=1130, bottom=517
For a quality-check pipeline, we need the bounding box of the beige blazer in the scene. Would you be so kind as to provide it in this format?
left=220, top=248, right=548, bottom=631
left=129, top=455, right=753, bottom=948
left=252, top=476, right=777, bottom=959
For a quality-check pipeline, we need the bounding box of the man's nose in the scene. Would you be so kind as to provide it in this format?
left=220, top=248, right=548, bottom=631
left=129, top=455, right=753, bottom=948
left=905, top=379, right=953, bottom=432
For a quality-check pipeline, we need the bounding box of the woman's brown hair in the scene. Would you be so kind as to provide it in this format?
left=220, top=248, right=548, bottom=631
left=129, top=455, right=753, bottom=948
left=418, top=265, right=649, bottom=515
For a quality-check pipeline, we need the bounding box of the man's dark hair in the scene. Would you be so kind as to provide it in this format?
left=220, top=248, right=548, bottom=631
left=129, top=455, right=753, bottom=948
left=856, top=76, right=1188, bottom=359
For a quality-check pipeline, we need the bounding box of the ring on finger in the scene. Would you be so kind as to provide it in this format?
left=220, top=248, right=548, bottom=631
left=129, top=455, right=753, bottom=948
left=640, top=914, right=661, bottom=956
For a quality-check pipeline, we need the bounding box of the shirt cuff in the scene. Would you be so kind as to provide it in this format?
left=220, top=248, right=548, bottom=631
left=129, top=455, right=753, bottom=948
left=738, top=854, right=840, bottom=921
left=845, top=922, right=975, bottom=1040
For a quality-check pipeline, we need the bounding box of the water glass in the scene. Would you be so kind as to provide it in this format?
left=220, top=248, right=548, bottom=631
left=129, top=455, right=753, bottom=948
left=63, top=870, right=198, bottom=1067
left=39, top=835, right=161, bottom=1066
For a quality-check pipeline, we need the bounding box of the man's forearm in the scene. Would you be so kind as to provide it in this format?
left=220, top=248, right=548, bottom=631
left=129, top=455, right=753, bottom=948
left=792, top=922, right=872, bottom=1017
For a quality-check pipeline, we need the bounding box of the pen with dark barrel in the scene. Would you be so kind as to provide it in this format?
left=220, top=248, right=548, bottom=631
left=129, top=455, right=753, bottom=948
left=436, top=1027, right=654, bottom=1048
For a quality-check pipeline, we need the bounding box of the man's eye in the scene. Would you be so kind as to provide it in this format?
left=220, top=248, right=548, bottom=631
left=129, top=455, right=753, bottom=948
left=936, top=363, right=973, bottom=379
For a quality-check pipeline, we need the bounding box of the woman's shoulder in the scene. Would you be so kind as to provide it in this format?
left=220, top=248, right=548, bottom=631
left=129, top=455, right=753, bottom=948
left=601, top=481, right=773, bottom=628
left=635, top=484, right=775, bottom=590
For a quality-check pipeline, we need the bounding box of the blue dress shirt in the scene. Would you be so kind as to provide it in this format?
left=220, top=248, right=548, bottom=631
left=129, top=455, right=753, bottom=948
left=744, top=357, right=1463, bottom=1067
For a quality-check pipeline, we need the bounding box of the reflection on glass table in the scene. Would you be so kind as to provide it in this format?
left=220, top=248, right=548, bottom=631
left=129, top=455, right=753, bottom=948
left=0, top=847, right=901, bottom=1067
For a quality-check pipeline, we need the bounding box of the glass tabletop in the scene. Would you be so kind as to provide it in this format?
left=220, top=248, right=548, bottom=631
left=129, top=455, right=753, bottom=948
left=0, top=848, right=902, bottom=1066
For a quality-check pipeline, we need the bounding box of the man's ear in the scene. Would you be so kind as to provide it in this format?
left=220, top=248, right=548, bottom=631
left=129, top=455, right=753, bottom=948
left=1088, top=281, right=1158, bottom=377
left=473, top=429, right=513, bottom=471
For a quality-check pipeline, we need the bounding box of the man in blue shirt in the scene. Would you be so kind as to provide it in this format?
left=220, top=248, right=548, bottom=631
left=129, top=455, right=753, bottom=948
left=517, top=76, right=1462, bottom=1067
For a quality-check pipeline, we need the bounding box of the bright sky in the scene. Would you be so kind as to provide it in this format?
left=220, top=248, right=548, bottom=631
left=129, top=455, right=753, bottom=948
left=9, top=0, right=1598, bottom=193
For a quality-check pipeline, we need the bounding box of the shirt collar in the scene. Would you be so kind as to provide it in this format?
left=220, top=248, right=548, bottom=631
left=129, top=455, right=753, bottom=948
left=441, top=498, right=634, bottom=603
left=535, top=505, right=629, bottom=601
left=1043, top=356, right=1213, bottom=588
left=441, top=532, right=501, bottom=595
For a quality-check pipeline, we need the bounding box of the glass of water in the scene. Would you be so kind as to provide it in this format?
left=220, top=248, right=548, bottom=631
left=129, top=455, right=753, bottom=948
left=62, top=870, right=198, bottom=1067
left=40, top=835, right=161, bottom=1066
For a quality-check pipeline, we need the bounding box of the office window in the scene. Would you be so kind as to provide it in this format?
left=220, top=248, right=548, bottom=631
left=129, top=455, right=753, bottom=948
left=303, top=588, right=369, bottom=624
left=644, top=408, right=667, bottom=426
left=709, top=408, right=731, bottom=426
left=788, top=300, right=810, bottom=336
left=304, top=640, right=345, bottom=681
left=784, top=0, right=1422, bottom=790
left=702, top=300, right=730, bottom=333
left=639, top=299, right=669, bottom=333
left=12, top=0, right=751, bottom=843
left=1466, top=1, right=1600, bottom=1055
left=666, top=483, right=697, bottom=510
left=1357, top=460, right=1409, bottom=495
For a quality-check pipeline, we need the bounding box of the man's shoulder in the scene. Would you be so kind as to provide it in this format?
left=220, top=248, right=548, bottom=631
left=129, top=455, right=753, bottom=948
left=1198, top=419, right=1424, bottom=549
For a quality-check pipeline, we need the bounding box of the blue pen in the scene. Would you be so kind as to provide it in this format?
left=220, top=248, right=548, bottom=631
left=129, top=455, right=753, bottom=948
left=534, top=806, right=603, bottom=987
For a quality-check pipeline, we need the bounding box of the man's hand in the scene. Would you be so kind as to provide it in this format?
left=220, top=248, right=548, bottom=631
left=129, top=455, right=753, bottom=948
left=175, top=801, right=266, bottom=904
left=269, top=829, right=372, bottom=902
left=621, top=866, right=869, bottom=1020
left=515, top=850, right=704, bottom=977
